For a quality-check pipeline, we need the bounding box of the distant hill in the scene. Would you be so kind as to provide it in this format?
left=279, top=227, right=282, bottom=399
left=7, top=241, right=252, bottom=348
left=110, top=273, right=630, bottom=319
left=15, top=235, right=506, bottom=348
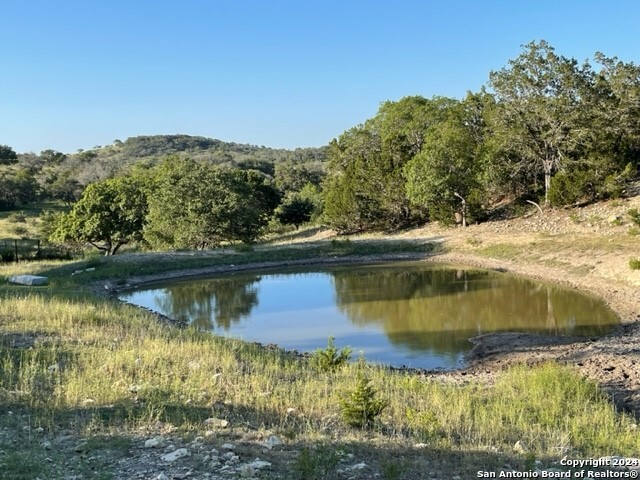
left=70, top=135, right=328, bottom=184
left=17, top=135, right=328, bottom=186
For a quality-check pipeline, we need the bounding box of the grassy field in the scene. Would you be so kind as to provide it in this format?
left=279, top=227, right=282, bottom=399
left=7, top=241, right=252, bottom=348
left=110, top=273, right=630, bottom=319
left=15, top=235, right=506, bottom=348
left=1, top=242, right=638, bottom=479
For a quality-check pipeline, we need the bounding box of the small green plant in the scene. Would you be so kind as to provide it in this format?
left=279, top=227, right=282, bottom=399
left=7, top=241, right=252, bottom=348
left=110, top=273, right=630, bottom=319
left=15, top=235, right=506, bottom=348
left=588, top=214, right=603, bottom=224
left=569, top=212, right=581, bottom=224
left=630, top=258, right=640, bottom=270
left=310, top=337, right=351, bottom=372
left=628, top=227, right=640, bottom=237
left=380, top=458, right=409, bottom=480
left=465, top=237, right=481, bottom=246
left=294, top=444, right=340, bottom=480
left=339, top=360, right=387, bottom=429
left=405, top=408, right=441, bottom=441
left=628, top=208, right=640, bottom=226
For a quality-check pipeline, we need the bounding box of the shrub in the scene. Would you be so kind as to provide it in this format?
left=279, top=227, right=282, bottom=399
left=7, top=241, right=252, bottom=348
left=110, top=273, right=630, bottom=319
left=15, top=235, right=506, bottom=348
left=548, top=170, right=594, bottom=207
left=628, top=208, right=640, bottom=227
left=310, top=337, right=351, bottom=372
left=630, top=258, right=640, bottom=270
left=339, top=361, right=387, bottom=428
left=294, top=445, right=341, bottom=480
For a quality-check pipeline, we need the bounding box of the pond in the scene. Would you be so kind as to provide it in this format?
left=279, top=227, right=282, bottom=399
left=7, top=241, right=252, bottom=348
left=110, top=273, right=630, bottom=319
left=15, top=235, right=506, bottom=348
left=119, top=262, right=619, bottom=370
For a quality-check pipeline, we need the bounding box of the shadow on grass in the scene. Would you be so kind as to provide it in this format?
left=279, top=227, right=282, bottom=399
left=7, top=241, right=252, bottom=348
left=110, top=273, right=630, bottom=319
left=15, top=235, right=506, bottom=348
left=0, top=396, right=549, bottom=480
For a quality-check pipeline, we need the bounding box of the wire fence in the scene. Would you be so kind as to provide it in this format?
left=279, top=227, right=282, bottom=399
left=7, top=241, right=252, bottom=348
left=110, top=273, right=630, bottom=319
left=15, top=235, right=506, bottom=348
left=0, top=238, right=79, bottom=263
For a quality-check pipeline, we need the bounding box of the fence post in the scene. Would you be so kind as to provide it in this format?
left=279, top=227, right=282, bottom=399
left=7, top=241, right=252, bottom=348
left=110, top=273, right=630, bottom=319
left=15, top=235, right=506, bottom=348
left=14, top=239, right=18, bottom=263
left=37, top=239, right=41, bottom=258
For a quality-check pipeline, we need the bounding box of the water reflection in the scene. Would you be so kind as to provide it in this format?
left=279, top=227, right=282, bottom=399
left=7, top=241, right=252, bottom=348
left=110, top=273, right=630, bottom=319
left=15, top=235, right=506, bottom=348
left=332, top=267, right=612, bottom=355
left=154, top=275, right=261, bottom=330
left=120, top=264, right=618, bottom=369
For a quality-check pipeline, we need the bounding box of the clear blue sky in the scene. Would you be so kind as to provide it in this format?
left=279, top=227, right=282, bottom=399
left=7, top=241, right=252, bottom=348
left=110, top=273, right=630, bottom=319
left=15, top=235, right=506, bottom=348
left=2, top=0, right=639, bottom=154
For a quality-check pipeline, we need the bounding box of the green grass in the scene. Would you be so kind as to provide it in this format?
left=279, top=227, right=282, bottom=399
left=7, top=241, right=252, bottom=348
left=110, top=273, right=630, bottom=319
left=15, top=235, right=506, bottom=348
left=630, top=258, right=640, bottom=270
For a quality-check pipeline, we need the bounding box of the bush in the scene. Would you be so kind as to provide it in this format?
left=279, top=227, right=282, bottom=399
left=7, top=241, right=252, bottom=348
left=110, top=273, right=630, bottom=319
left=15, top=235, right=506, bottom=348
left=339, top=361, right=387, bottom=428
left=630, top=258, right=640, bottom=270
left=294, top=445, right=341, bottom=480
left=628, top=208, right=640, bottom=227
left=310, top=337, right=351, bottom=372
left=548, top=170, right=594, bottom=207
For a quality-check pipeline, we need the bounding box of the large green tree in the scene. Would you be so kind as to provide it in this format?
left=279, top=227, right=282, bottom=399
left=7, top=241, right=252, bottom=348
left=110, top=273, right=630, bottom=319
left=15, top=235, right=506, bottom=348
left=404, top=100, right=486, bottom=225
left=488, top=40, right=592, bottom=205
left=51, top=177, right=147, bottom=255
left=323, top=96, right=456, bottom=232
left=144, top=158, right=277, bottom=249
left=0, top=145, right=18, bottom=165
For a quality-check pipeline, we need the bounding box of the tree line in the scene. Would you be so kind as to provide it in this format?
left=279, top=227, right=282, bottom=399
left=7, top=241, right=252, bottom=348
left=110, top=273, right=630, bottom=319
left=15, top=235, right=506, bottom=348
left=47, top=156, right=322, bottom=254
left=323, top=41, right=639, bottom=232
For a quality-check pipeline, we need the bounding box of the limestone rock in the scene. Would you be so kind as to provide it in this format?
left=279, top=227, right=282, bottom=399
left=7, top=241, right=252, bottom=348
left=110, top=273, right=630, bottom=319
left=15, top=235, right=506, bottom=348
left=203, top=417, right=229, bottom=428
left=160, top=448, right=190, bottom=462
left=8, top=275, right=49, bottom=286
left=145, top=437, right=164, bottom=449
left=263, top=435, right=282, bottom=449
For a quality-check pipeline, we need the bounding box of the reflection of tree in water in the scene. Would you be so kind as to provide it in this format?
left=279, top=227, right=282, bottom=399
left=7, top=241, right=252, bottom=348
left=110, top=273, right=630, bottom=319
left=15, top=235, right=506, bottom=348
left=155, top=276, right=261, bottom=330
left=332, top=267, right=617, bottom=354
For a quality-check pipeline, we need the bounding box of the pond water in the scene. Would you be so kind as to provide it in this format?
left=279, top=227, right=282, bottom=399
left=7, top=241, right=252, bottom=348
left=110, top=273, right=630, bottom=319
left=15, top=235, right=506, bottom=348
left=119, top=263, right=619, bottom=370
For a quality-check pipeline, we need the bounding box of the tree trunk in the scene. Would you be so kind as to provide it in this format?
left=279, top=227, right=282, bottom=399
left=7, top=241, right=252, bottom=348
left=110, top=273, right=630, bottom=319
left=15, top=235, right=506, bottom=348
left=453, top=192, right=467, bottom=227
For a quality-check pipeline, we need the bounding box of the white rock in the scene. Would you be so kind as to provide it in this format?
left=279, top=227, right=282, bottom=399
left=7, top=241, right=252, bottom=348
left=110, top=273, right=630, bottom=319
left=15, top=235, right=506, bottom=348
left=160, top=448, right=190, bottom=462
left=222, top=451, right=236, bottom=461
left=351, top=462, right=367, bottom=470
left=8, top=275, right=49, bottom=286
left=286, top=407, right=297, bottom=415
left=156, top=475, right=170, bottom=480
left=238, top=464, right=255, bottom=478
left=414, top=443, right=428, bottom=449
left=145, top=437, right=164, bottom=449
left=221, top=443, right=235, bottom=450
left=204, top=417, right=229, bottom=428
left=248, top=459, right=272, bottom=470
left=513, top=440, right=528, bottom=454
left=263, top=435, right=282, bottom=449
left=42, top=441, right=51, bottom=450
